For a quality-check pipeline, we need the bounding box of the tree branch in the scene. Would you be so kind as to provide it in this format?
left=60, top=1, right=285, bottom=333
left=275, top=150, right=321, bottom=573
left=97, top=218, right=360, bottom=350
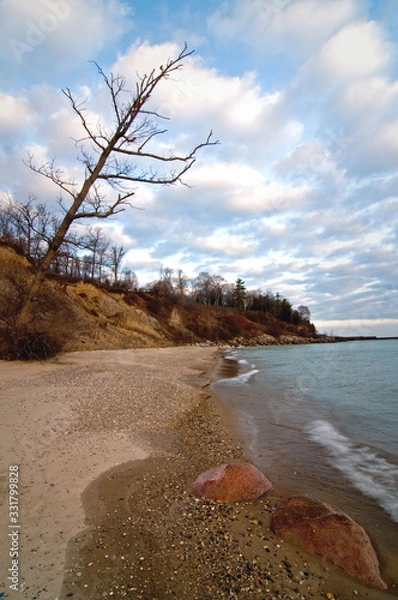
left=22, top=44, right=218, bottom=297
left=24, top=154, right=77, bottom=198
left=74, top=192, right=139, bottom=219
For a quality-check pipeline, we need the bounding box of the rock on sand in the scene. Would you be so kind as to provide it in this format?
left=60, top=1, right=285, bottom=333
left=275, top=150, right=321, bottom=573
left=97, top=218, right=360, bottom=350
left=191, top=462, right=272, bottom=502
left=270, top=496, right=387, bottom=590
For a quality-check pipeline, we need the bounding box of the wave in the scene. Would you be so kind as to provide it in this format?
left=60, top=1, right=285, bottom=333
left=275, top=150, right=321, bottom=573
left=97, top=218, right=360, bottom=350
left=216, top=368, right=259, bottom=386
left=308, top=419, right=398, bottom=523
left=224, top=352, right=239, bottom=361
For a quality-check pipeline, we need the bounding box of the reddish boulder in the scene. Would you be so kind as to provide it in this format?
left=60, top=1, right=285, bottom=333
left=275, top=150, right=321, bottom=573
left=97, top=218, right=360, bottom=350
left=191, top=462, right=272, bottom=502
left=271, top=496, right=387, bottom=590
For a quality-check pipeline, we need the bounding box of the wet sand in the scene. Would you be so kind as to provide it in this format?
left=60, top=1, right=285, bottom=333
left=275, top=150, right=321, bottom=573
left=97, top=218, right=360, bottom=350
left=0, top=347, right=395, bottom=599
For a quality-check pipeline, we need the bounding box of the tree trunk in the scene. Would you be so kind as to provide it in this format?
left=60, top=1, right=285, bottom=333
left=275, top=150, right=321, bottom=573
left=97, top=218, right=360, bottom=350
left=16, top=149, right=112, bottom=327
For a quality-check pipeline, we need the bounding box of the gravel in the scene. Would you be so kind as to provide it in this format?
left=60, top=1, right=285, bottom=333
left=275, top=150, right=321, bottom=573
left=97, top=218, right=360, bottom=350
left=58, top=366, right=324, bottom=600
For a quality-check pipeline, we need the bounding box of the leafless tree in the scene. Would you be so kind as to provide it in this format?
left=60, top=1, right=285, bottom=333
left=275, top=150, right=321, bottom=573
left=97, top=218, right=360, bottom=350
left=175, top=269, right=188, bottom=298
left=109, top=244, right=127, bottom=285
left=297, top=305, right=311, bottom=321
left=19, top=44, right=218, bottom=323
left=150, top=266, right=175, bottom=297
left=120, top=269, right=139, bottom=291
left=192, top=272, right=226, bottom=306
left=81, top=225, right=110, bottom=281
left=1, top=195, right=58, bottom=263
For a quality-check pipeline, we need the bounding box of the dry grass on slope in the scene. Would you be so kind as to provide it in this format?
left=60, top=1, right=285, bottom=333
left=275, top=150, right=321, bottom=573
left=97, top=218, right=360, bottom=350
left=0, top=247, right=172, bottom=359
left=63, top=281, right=170, bottom=352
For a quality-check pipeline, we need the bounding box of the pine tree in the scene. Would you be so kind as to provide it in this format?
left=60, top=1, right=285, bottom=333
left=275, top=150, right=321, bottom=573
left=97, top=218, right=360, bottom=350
left=234, top=278, right=246, bottom=309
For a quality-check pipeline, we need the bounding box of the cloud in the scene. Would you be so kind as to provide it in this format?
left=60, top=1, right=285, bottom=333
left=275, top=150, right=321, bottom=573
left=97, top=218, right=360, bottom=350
left=209, top=0, right=361, bottom=61
left=311, top=20, right=392, bottom=84
left=111, top=40, right=303, bottom=165
left=278, top=18, right=398, bottom=180
left=263, top=0, right=361, bottom=54
left=332, top=114, right=398, bottom=176
left=314, top=318, right=398, bottom=337
left=188, top=229, right=258, bottom=258
left=273, top=138, right=349, bottom=193
left=337, top=76, right=398, bottom=121
left=0, top=4, right=396, bottom=334
left=0, top=92, right=35, bottom=142
left=0, top=0, right=133, bottom=86
left=185, top=161, right=307, bottom=215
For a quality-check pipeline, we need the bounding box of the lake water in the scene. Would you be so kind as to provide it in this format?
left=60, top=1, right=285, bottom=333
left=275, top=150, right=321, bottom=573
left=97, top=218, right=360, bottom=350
left=213, top=340, right=398, bottom=589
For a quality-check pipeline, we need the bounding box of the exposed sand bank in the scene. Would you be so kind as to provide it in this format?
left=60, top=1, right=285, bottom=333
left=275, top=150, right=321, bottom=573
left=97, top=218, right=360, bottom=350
left=0, top=347, right=395, bottom=599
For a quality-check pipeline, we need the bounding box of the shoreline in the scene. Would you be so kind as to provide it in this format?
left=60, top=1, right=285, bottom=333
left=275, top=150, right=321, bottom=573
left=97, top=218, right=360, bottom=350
left=0, top=347, right=395, bottom=599
left=213, top=348, right=398, bottom=598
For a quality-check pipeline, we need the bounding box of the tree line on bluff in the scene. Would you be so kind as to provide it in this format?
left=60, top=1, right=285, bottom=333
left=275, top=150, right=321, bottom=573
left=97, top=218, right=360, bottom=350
left=0, top=195, right=312, bottom=329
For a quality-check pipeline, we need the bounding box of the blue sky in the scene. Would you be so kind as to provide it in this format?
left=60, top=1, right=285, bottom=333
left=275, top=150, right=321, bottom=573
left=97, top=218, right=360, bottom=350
left=0, top=0, right=397, bottom=336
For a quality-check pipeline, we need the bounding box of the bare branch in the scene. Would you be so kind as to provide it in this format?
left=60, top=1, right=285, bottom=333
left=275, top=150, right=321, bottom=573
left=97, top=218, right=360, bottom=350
left=24, top=154, right=77, bottom=198
left=22, top=45, right=218, bottom=292
left=62, top=88, right=108, bottom=152
left=90, top=62, right=126, bottom=126
left=74, top=192, right=139, bottom=219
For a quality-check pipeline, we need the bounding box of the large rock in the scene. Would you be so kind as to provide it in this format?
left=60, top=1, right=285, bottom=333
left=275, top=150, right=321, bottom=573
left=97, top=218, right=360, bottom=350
left=191, top=462, right=272, bottom=502
left=271, top=496, right=387, bottom=590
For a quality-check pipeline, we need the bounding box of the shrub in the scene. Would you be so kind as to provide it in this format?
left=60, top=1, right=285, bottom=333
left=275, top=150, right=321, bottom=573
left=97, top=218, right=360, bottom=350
left=223, top=313, right=258, bottom=337
left=12, top=327, right=62, bottom=360
left=266, top=318, right=285, bottom=338
left=0, top=256, right=76, bottom=360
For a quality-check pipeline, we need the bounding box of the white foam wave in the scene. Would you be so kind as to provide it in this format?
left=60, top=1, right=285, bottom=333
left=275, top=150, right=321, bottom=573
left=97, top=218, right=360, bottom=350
left=308, top=419, right=398, bottom=522
left=217, top=368, right=259, bottom=386
left=224, top=352, right=239, bottom=361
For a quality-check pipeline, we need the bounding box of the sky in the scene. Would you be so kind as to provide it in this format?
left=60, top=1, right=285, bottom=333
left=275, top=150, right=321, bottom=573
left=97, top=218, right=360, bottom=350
left=0, top=0, right=397, bottom=336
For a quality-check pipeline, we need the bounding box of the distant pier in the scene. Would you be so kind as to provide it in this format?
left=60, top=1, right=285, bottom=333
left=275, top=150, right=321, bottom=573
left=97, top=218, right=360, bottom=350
left=334, top=336, right=398, bottom=342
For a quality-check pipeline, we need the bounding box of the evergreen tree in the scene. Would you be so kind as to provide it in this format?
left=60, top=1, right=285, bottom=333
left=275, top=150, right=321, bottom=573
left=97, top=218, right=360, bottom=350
left=233, top=278, right=246, bottom=309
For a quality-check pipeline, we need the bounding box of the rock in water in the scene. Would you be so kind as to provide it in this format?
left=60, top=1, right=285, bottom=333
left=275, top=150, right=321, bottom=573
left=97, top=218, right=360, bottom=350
left=270, top=496, right=387, bottom=590
left=191, top=462, right=272, bottom=502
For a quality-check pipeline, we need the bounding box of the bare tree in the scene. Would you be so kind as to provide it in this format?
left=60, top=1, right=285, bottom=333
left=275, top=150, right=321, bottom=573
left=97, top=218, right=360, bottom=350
left=150, top=266, right=175, bottom=297
left=120, top=269, right=139, bottom=291
left=81, top=226, right=110, bottom=281
left=297, top=305, right=311, bottom=321
left=192, top=272, right=226, bottom=306
left=19, top=45, right=218, bottom=323
left=1, top=195, right=58, bottom=263
left=109, top=244, right=127, bottom=285
left=175, top=269, right=188, bottom=298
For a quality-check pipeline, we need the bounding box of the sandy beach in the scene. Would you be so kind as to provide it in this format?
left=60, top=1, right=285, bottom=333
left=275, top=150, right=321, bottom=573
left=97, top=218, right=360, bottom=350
left=0, top=347, right=395, bottom=599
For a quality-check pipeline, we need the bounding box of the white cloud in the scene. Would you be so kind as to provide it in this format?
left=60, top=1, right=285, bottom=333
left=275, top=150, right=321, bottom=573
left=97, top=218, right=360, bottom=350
left=209, top=0, right=361, bottom=59
left=193, top=229, right=257, bottom=258
left=0, top=0, right=133, bottom=83
left=0, top=2, right=396, bottom=331
left=99, top=222, right=138, bottom=249
left=275, top=140, right=334, bottom=174
left=338, top=115, right=398, bottom=175
left=263, top=0, right=361, bottom=53
left=0, top=92, right=34, bottom=135
left=337, top=76, right=398, bottom=119
left=273, top=138, right=349, bottom=199
left=312, top=21, right=392, bottom=84
left=187, top=161, right=306, bottom=215
left=113, top=41, right=294, bottom=147
left=314, top=319, right=398, bottom=337
left=374, top=119, right=398, bottom=159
